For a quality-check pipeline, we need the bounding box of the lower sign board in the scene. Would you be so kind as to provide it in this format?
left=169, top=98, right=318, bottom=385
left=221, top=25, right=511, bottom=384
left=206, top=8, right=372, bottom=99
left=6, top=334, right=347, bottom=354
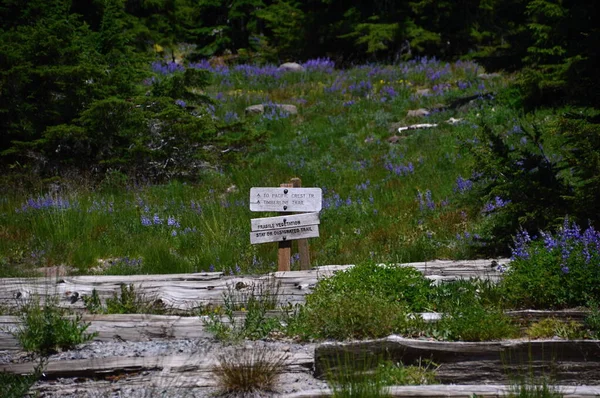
left=250, top=224, right=320, bottom=245
left=250, top=213, right=320, bottom=245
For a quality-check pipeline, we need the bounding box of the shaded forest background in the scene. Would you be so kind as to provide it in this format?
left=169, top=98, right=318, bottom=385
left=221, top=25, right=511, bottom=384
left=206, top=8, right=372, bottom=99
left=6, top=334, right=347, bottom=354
left=1, top=0, right=598, bottom=179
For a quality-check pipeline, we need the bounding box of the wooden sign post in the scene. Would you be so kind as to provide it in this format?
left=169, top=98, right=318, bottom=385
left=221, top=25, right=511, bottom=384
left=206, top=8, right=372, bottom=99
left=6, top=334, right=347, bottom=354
left=249, top=178, right=322, bottom=272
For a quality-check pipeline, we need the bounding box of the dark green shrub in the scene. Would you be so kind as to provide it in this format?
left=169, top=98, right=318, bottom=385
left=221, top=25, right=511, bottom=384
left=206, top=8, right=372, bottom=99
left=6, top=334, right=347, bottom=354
left=465, top=121, right=569, bottom=254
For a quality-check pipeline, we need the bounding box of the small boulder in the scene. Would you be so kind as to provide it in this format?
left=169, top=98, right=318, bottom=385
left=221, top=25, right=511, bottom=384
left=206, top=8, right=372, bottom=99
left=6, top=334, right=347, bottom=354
left=279, top=62, right=305, bottom=72
left=407, top=108, right=430, bottom=117
left=415, top=88, right=431, bottom=97
left=246, top=103, right=298, bottom=115
left=245, top=104, right=265, bottom=115
left=275, top=104, right=298, bottom=115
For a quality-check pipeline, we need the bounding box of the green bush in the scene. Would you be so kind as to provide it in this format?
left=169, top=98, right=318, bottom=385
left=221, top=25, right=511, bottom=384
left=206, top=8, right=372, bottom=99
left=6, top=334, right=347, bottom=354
left=14, top=297, right=97, bottom=356
left=500, top=220, right=600, bottom=309
left=312, top=263, right=433, bottom=312
left=525, top=318, right=586, bottom=340
left=285, top=263, right=432, bottom=340
left=288, top=290, right=415, bottom=340
left=434, top=301, right=518, bottom=341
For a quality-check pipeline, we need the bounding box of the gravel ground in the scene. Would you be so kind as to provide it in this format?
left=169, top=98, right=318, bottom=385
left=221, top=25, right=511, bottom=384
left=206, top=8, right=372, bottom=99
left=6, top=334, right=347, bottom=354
left=1, top=338, right=329, bottom=398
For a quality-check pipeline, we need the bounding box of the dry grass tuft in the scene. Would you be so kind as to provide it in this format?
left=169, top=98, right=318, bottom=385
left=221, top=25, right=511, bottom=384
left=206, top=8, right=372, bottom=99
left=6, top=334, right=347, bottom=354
left=212, top=345, right=288, bottom=396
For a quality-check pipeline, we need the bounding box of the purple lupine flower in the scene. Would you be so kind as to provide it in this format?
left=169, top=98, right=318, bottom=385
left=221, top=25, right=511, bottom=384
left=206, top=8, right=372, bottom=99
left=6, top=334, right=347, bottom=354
left=425, top=190, right=435, bottom=210
left=141, top=215, right=152, bottom=226
left=417, top=191, right=425, bottom=211
left=454, top=176, right=473, bottom=194
left=167, top=216, right=180, bottom=228
left=209, top=264, right=215, bottom=272
left=223, top=111, right=239, bottom=124
left=302, top=58, right=335, bottom=73
left=153, top=214, right=162, bottom=225
left=511, top=229, right=531, bottom=260
left=175, top=99, right=187, bottom=108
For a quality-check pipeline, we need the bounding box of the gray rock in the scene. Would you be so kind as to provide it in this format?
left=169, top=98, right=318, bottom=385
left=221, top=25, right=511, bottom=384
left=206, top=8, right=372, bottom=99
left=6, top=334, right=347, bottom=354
left=245, top=104, right=265, bottom=115
left=245, top=104, right=298, bottom=115
left=416, top=88, right=431, bottom=96
left=407, top=108, right=430, bottom=117
left=279, top=62, right=305, bottom=72
left=276, top=104, right=298, bottom=115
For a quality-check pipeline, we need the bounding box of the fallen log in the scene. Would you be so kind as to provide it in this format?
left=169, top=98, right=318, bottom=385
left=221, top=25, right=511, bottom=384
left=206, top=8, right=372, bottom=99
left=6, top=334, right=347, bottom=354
left=314, top=336, right=600, bottom=385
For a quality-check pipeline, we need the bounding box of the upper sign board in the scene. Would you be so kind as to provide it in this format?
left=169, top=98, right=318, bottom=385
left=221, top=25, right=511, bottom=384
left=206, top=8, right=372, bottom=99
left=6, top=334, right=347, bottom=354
left=249, top=187, right=322, bottom=212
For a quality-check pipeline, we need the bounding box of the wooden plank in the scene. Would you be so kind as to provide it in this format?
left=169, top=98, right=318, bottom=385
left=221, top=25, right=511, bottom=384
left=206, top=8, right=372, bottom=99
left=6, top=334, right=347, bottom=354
left=251, top=212, right=320, bottom=232
left=250, top=187, right=322, bottom=212
left=251, top=224, right=320, bottom=245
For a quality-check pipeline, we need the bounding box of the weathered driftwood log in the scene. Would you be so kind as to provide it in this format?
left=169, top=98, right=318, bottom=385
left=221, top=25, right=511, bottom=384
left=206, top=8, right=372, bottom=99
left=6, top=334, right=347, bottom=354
left=0, top=307, right=589, bottom=351
left=288, top=384, right=600, bottom=398
left=0, top=351, right=313, bottom=378
left=0, top=259, right=507, bottom=312
left=314, top=336, right=600, bottom=385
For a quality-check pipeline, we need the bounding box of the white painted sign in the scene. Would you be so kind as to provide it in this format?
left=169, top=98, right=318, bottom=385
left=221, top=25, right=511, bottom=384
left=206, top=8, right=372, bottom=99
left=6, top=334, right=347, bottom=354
left=250, top=225, right=320, bottom=245
left=249, top=187, right=322, bottom=212
left=251, top=212, right=320, bottom=232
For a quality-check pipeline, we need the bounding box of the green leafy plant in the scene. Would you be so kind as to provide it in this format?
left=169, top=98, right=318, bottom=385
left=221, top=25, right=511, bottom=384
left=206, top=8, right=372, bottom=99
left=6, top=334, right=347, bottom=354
left=287, top=290, right=416, bottom=341
left=203, top=278, right=283, bottom=341
left=14, top=296, right=97, bottom=356
left=325, top=354, right=437, bottom=398
left=0, top=358, right=46, bottom=398
left=507, top=379, right=563, bottom=398
left=434, top=303, right=518, bottom=341
left=583, top=301, right=600, bottom=339
left=82, top=284, right=167, bottom=315
left=212, top=345, right=288, bottom=395
left=525, top=318, right=587, bottom=340
left=313, top=263, right=433, bottom=312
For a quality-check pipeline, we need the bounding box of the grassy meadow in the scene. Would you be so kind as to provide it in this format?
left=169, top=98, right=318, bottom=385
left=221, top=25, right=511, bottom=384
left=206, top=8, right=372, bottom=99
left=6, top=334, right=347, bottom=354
left=0, top=57, right=554, bottom=277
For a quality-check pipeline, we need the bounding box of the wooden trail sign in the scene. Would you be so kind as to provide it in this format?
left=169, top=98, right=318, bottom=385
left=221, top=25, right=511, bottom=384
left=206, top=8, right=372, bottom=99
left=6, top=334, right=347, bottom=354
left=249, top=187, right=322, bottom=212
left=249, top=178, right=322, bottom=272
left=250, top=213, right=320, bottom=244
